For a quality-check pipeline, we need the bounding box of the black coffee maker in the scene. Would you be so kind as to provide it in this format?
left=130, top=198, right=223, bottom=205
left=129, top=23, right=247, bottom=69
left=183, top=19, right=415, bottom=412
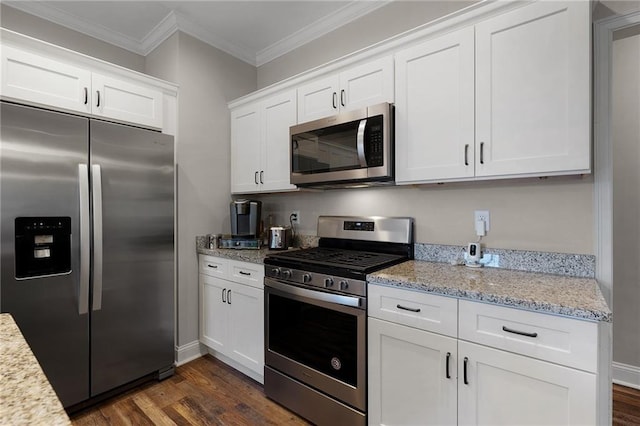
left=230, top=199, right=261, bottom=238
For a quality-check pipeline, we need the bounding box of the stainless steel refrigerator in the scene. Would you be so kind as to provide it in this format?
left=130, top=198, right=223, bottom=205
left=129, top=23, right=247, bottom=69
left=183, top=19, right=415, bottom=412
left=0, top=101, right=175, bottom=408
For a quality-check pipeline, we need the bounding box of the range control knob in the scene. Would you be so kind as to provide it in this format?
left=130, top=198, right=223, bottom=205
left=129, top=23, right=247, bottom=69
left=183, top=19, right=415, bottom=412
left=324, top=277, right=334, bottom=288
left=339, top=280, right=349, bottom=291
left=270, top=268, right=281, bottom=277
left=303, top=273, right=312, bottom=283
left=282, top=269, right=292, bottom=279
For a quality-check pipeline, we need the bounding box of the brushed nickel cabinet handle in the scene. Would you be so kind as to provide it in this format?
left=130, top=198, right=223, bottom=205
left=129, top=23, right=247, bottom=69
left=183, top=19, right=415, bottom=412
left=332, top=92, right=337, bottom=109
left=480, top=142, right=485, bottom=164
left=464, top=144, right=469, bottom=166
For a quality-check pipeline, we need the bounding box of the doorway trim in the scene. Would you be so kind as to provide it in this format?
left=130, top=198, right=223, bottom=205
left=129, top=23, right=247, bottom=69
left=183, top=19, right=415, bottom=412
left=594, top=9, right=640, bottom=389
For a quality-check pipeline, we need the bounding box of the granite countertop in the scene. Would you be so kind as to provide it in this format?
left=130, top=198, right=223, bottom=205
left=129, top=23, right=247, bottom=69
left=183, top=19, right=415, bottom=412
left=197, top=246, right=275, bottom=264
left=368, top=261, right=611, bottom=322
left=0, top=314, right=71, bottom=425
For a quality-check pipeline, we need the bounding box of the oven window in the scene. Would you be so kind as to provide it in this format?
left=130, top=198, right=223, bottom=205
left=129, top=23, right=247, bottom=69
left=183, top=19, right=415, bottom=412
left=268, top=292, right=358, bottom=386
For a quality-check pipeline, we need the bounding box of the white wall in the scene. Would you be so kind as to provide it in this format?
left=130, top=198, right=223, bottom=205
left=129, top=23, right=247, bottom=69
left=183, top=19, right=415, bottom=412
left=611, top=30, right=640, bottom=375
left=146, top=33, right=257, bottom=348
left=0, top=4, right=145, bottom=72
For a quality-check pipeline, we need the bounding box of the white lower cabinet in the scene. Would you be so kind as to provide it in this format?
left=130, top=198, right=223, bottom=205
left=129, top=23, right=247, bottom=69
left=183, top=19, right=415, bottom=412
left=368, top=317, right=457, bottom=426
left=368, top=284, right=602, bottom=426
left=457, top=341, right=596, bottom=425
left=199, top=255, right=264, bottom=382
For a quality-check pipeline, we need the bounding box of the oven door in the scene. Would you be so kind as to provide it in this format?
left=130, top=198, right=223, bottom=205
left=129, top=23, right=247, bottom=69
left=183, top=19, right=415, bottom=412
left=264, top=278, right=366, bottom=411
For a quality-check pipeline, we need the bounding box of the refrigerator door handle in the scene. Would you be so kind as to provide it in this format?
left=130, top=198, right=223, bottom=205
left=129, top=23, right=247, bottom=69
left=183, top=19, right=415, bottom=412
left=78, top=164, right=90, bottom=315
left=91, top=164, right=104, bottom=311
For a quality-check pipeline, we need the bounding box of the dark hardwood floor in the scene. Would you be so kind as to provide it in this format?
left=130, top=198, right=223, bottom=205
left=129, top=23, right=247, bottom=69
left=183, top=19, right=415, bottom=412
left=71, top=355, right=640, bottom=425
left=614, top=383, right=640, bottom=425
left=71, top=356, right=309, bottom=426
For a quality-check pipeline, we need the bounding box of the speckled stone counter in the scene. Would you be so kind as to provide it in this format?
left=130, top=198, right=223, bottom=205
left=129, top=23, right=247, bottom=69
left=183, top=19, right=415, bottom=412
left=368, top=261, right=611, bottom=322
left=197, top=246, right=275, bottom=264
left=0, top=314, right=71, bottom=425
left=195, top=234, right=316, bottom=264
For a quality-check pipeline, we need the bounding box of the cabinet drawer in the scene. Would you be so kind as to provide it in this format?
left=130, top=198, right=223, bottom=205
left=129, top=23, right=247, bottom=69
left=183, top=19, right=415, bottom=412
left=458, top=300, right=598, bottom=372
left=199, top=255, right=228, bottom=278
left=229, top=260, right=264, bottom=289
left=368, top=285, right=458, bottom=338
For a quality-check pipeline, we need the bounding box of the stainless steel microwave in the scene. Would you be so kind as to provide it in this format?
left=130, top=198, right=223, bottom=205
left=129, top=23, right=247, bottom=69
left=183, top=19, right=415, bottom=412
left=290, top=103, right=394, bottom=188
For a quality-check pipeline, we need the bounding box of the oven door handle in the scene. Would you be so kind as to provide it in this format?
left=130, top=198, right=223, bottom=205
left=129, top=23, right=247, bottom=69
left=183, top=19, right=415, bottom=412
left=266, top=279, right=363, bottom=309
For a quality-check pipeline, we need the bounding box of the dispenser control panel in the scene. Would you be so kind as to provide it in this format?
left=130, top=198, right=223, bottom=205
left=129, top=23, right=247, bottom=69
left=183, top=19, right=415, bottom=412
left=15, top=217, right=71, bottom=279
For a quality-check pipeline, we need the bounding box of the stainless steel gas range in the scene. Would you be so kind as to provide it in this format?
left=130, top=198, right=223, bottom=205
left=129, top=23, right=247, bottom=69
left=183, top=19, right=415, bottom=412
left=263, top=216, right=414, bottom=425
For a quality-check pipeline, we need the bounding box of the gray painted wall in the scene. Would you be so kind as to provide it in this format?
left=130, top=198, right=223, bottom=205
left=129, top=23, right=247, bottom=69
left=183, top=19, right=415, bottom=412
left=0, top=4, right=145, bottom=72
left=612, top=31, right=640, bottom=370
left=257, top=1, right=476, bottom=88
left=145, top=32, right=257, bottom=347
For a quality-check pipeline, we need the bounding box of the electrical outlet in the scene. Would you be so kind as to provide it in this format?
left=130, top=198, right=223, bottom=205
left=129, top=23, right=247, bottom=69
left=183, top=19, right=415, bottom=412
left=474, top=210, right=490, bottom=231
left=290, top=210, right=300, bottom=225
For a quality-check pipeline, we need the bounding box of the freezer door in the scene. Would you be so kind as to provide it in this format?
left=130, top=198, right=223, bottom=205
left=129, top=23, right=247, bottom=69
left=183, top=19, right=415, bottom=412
left=89, top=120, right=174, bottom=396
left=0, top=102, right=90, bottom=407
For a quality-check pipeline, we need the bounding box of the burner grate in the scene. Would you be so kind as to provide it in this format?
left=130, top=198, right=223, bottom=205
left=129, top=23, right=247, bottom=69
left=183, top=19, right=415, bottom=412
left=267, top=247, right=404, bottom=272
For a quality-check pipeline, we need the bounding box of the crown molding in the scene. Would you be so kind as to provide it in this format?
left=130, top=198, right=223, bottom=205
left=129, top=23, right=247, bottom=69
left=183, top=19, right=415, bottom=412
left=3, top=1, right=391, bottom=66
left=169, top=12, right=257, bottom=65
left=4, top=1, right=147, bottom=55
left=256, top=0, right=392, bottom=66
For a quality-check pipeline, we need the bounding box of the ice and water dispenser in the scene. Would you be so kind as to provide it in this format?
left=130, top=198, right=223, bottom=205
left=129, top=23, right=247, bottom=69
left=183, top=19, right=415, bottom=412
left=14, top=217, right=71, bottom=279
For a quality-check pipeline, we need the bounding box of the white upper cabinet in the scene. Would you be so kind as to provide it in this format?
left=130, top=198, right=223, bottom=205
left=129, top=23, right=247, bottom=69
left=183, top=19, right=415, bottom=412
left=261, top=91, right=298, bottom=192
left=395, top=0, right=590, bottom=184
left=1, top=46, right=91, bottom=114
left=231, top=104, right=262, bottom=193
left=1, top=44, right=164, bottom=129
left=92, top=73, right=163, bottom=129
left=475, top=1, right=591, bottom=178
left=297, top=56, right=394, bottom=123
left=395, top=27, right=475, bottom=183
left=231, top=89, right=297, bottom=194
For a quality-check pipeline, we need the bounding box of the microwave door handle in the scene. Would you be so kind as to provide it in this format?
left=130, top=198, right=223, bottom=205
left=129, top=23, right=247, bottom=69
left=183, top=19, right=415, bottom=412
left=356, top=119, right=368, bottom=168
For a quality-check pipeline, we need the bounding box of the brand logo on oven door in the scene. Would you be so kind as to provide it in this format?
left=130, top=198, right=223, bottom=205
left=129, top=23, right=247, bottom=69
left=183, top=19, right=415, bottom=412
left=331, top=357, right=342, bottom=370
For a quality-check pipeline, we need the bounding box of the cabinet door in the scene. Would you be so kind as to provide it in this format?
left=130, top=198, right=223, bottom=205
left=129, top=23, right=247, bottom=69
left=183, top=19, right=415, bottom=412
left=231, top=104, right=261, bottom=193
left=92, top=73, right=163, bottom=129
left=200, top=274, right=229, bottom=353
left=457, top=341, right=596, bottom=425
left=297, top=74, right=339, bottom=122
left=227, top=282, right=264, bottom=376
left=261, top=90, right=297, bottom=192
left=1, top=46, right=91, bottom=114
left=395, top=27, right=475, bottom=184
left=368, top=317, right=457, bottom=426
left=475, top=1, right=590, bottom=178
left=340, top=56, right=394, bottom=112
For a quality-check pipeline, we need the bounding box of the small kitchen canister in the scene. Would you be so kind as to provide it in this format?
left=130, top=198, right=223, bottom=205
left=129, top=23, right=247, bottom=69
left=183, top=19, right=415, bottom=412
left=207, top=234, right=220, bottom=249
